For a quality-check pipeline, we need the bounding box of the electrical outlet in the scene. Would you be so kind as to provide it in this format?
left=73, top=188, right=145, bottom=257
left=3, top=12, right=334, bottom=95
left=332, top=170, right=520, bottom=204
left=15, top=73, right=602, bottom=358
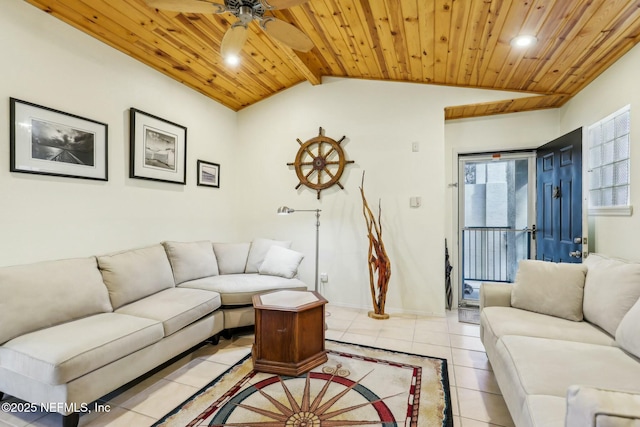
left=320, top=273, right=328, bottom=283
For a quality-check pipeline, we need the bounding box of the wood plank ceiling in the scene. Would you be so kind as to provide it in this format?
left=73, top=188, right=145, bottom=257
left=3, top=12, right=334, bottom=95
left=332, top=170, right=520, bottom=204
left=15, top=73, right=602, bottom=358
left=23, top=0, right=640, bottom=120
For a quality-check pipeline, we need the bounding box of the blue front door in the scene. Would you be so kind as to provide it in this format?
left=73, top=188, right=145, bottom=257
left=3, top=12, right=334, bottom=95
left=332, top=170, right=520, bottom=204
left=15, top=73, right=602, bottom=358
left=536, top=128, right=583, bottom=263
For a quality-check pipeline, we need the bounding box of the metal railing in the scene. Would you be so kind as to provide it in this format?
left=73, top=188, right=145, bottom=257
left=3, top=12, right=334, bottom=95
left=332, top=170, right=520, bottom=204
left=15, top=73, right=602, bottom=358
left=461, top=227, right=532, bottom=284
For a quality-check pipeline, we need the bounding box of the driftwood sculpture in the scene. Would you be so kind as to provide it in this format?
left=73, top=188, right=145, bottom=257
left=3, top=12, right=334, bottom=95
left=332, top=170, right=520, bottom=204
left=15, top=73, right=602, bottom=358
left=360, top=172, right=391, bottom=319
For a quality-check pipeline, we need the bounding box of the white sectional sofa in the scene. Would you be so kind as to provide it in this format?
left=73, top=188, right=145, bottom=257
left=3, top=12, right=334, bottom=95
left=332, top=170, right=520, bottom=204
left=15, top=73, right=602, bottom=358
left=0, top=238, right=307, bottom=427
left=480, top=254, right=640, bottom=427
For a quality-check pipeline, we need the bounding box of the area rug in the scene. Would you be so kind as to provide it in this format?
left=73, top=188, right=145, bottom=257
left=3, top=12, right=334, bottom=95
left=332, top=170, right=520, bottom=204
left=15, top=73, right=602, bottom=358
left=154, top=340, right=453, bottom=426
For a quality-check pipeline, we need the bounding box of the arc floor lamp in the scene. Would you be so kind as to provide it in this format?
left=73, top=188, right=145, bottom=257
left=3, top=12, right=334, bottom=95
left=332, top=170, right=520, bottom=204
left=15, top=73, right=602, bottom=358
left=277, top=206, right=321, bottom=292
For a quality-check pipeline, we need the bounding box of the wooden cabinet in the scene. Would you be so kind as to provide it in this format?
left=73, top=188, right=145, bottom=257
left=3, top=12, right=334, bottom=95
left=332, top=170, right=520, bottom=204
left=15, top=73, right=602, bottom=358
left=252, top=290, right=327, bottom=376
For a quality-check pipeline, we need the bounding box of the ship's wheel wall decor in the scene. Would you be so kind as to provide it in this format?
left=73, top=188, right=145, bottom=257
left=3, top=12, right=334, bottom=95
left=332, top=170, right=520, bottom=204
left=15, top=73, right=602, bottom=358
left=287, top=127, right=355, bottom=199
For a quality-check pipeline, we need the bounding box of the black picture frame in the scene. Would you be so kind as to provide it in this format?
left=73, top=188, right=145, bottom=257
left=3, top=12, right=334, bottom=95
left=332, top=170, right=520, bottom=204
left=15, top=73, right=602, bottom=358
left=197, top=160, right=220, bottom=188
left=10, top=98, right=108, bottom=181
left=129, top=108, right=187, bottom=185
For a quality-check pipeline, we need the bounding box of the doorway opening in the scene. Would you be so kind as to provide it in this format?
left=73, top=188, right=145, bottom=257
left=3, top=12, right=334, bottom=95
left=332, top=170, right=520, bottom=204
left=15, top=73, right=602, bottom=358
left=458, top=152, right=536, bottom=305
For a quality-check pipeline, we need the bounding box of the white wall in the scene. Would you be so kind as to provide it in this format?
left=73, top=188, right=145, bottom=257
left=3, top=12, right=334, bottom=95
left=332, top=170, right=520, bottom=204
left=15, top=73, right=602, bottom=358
left=236, top=77, right=537, bottom=316
left=0, top=2, right=239, bottom=266
left=13, top=0, right=619, bottom=316
left=559, top=43, right=640, bottom=259
left=444, top=110, right=560, bottom=304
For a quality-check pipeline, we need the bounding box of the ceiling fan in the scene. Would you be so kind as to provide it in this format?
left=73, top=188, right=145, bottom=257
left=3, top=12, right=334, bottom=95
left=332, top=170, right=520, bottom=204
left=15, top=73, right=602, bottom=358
left=146, top=0, right=314, bottom=60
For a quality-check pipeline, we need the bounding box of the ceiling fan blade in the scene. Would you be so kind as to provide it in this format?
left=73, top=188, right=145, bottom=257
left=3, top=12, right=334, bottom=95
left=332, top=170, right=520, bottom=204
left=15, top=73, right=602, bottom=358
left=221, top=24, right=248, bottom=58
left=145, top=0, right=226, bottom=14
left=261, top=0, right=310, bottom=10
left=261, top=18, right=313, bottom=52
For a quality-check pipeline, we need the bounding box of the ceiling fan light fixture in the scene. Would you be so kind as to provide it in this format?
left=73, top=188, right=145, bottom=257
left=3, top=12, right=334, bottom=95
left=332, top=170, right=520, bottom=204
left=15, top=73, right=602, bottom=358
left=511, top=35, right=537, bottom=48
left=224, top=54, right=240, bottom=66
left=220, top=23, right=248, bottom=62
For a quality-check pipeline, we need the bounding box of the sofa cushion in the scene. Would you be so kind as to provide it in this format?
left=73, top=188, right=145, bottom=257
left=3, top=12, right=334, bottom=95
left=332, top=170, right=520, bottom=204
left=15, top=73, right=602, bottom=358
left=616, top=297, right=640, bottom=359
left=245, top=238, right=292, bottom=273
left=0, top=257, right=112, bottom=345
left=0, top=313, right=163, bottom=385
left=212, top=242, right=250, bottom=274
left=481, top=306, right=615, bottom=350
left=583, top=253, right=640, bottom=336
left=178, top=274, right=307, bottom=306
left=116, top=288, right=221, bottom=336
left=163, top=240, right=219, bottom=284
left=97, top=244, right=175, bottom=309
left=494, top=335, right=640, bottom=399
left=511, top=260, right=587, bottom=321
left=258, top=246, right=304, bottom=279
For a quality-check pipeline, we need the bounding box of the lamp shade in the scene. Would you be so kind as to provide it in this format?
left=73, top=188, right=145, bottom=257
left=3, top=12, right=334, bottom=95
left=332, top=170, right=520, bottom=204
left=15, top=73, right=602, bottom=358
left=277, top=206, right=294, bottom=215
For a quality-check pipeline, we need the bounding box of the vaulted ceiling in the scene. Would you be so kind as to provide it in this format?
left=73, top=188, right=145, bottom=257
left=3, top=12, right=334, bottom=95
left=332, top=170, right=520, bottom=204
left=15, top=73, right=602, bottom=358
left=23, top=0, right=640, bottom=120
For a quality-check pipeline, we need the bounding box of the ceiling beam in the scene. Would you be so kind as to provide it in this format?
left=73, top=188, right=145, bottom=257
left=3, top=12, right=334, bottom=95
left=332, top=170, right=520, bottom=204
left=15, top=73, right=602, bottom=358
left=444, top=94, right=569, bottom=120
left=278, top=47, right=323, bottom=86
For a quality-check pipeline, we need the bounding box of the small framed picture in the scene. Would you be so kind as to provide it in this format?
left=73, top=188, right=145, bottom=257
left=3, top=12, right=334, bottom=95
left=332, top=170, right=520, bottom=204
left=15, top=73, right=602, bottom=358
left=197, top=160, right=220, bottom=188
left=129, top=108, right=187, bottom=185
left=10, top=98, right=108, bottom=181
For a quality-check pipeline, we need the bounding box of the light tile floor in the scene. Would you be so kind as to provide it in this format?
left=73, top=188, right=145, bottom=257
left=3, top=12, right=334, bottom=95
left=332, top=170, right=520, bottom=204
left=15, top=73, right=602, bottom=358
left=0, top=307, right=514, bottom=427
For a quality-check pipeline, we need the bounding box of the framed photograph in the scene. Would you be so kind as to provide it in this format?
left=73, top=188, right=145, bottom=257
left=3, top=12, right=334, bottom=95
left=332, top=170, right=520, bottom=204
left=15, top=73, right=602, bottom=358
left=10, top=98, right=108, bottom=181
left=197, top=160, right=220, bottom=188
left=129, top=108, right=187, bottom=185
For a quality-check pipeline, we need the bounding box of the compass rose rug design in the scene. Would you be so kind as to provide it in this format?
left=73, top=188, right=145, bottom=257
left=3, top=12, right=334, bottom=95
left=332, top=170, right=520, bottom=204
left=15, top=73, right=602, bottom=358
left=154, top=341, right=452, bottom=427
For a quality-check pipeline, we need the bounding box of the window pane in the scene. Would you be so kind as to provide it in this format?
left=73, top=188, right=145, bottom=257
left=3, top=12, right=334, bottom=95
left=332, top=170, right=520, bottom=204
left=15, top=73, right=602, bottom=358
left=614, top=160, right=629, bottom=186
left=615, top=112, right=630, bottom=137
left=615, top=135, right=629, bottom=161
left=602, top=187, right=613, bottom=206
left=603, top=118, right=615, bottom=142
left=614, top=185, right=629, bottom=206
left=602, top=164, right=614, bottom=187
left=602, top=141, right=614, bottom=165
left=590, top=189, right=601, bottom=207
left=589, top=146, right=601, bottom=169
left=589, top=125, right=602, bottom=148
left=589, top=168, right=601, bottom=190
left=464, top=164, right=476, bottom=184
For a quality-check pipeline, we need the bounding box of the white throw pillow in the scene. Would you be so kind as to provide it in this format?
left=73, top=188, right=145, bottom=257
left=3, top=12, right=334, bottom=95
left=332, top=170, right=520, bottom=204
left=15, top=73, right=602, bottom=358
left=566, top=385, right=640, bottom=427
left=245, top=238, right=292, bottom=273
left=511, top=259, right=587, bottom=321
left=615, top=296, right=640, bottom=359
left=212, top=242, right=251, bottom=274
left=583, top=253, right=640, bottom=336
left=258, top=246, right=304, bottom=279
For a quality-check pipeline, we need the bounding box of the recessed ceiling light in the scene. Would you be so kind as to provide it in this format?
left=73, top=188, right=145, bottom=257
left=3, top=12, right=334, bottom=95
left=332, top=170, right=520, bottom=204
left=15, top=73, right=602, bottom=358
left=511, top=35, right=537, bottom=48
left=224, top=54, right=240, bottom=66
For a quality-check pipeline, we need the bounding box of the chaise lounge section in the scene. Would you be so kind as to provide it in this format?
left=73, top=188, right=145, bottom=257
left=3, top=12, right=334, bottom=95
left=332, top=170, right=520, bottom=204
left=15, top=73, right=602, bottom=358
left=0, top=238, right=307, bottom=426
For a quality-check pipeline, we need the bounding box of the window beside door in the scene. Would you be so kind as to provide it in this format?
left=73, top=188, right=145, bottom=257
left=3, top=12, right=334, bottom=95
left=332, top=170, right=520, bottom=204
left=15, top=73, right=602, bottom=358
left=588, top=105, right=632, bottom=215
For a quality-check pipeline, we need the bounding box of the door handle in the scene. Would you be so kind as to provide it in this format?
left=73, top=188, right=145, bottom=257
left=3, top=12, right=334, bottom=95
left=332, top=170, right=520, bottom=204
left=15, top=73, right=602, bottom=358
left=523, top=225, right=536, bottom=240
left=569, top=251, right=582, bottom=258
left=574, top=237, right=582, bottom=244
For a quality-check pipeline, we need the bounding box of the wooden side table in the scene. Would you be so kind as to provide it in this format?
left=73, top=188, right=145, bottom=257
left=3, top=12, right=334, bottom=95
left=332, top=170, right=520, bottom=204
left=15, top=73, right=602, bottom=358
left=252, top=290, right=328, bottom=376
